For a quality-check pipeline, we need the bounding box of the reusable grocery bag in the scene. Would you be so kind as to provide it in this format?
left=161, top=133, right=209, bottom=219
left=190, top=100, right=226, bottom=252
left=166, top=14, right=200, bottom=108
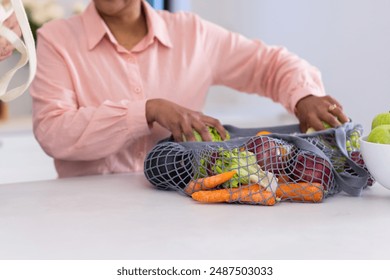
left=0, top=0, right=36, bottom=102
left=144, top=122, right=372, bottom=205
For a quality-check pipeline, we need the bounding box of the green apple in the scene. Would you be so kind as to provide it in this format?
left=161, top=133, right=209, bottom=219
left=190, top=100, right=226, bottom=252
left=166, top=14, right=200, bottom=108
left=367, top=124, right=390, bottom=144
left=371, top=111, right=390, bottom=129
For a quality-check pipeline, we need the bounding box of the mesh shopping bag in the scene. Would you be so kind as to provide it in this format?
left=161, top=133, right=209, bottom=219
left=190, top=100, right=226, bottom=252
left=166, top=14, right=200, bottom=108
left=144, top=122, right=373, bottom=205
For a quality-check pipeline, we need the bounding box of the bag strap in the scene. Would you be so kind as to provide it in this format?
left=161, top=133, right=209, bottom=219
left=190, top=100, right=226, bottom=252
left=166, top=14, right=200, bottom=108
left=331, top=124, right=368, bottom=196
left=0, top=0, right=36, bottom=102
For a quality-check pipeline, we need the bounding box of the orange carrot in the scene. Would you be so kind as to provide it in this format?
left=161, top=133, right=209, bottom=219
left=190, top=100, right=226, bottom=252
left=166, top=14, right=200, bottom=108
left=191, top=189, right=230, bottom=203
left=191, top=184, right=276, bottom=206
left=184, top=170, right=237, bottom=195
left=256, top=131, right=272, bottom=136
left=276, top=182, right=324, bottom=203
left=231, top=185, right=276, bottom=205
left=239, top=192, right=276, bottom=205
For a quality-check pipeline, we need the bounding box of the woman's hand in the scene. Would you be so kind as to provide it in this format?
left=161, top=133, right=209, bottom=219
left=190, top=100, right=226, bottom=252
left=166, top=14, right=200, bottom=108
left=295, top=95, right=350, bottom=132
left=146, top=98, right=226, bottom=142
left=0, top=11, right=22, bottom=60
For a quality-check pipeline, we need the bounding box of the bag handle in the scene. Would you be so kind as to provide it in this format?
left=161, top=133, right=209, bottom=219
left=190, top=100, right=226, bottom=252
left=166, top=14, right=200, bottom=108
left=331, top=124, right=369, bottom=196
left=0, top=0, right=36, bottom=102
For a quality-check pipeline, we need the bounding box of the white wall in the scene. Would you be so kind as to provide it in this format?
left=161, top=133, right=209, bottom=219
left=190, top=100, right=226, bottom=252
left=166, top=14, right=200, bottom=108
left=55, top=0, right=89, bottom=16
left=189, top=0, right=390, bottom=132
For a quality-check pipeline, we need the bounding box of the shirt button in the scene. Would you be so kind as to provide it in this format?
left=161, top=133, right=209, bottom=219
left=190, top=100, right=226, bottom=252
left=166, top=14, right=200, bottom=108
left=127, top=56, right=135, bottom=63
left=134, top=87, right=142, bottom=93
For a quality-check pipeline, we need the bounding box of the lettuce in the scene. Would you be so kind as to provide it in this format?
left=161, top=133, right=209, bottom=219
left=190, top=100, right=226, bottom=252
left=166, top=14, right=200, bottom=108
left=188, top=126, right=230, bottom=142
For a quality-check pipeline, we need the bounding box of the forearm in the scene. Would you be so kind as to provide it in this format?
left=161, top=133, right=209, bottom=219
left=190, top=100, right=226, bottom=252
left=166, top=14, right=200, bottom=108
left=256, top=43, right=326, bottom=113
left=33, top=98, right=150, bottom=161
left=208, top=24, right=326, bottom=113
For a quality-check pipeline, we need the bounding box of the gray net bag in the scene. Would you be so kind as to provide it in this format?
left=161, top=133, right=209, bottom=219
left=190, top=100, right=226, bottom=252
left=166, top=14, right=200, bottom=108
left=144, top=122, right=373, bottom=206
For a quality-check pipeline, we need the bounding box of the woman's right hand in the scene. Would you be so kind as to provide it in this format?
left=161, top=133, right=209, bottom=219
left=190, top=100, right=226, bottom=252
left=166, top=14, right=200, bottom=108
left=146, top=98, right=226, bottom=142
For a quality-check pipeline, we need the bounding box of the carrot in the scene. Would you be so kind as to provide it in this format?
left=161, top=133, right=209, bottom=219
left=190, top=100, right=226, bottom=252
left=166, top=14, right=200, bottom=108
left=191, top=189, right=230, bottom=203
left=256, top=131, right=272, bottom=136
left=184, top=170, right=237, bottom=195
left=232, top=185, right=276, bottom=205
left=191, top=184, right=276, bottom=206
left=276, top=182, right=324, bottom=203
left=239, top=192, right=276, bottom=205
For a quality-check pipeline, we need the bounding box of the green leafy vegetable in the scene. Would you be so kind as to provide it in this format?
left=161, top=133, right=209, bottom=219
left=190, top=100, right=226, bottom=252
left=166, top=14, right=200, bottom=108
left=306, top=121, right=332, bottom=134
left=211, top=148, right=277, bottom=190
left=185, top=126, right=230, bottom=142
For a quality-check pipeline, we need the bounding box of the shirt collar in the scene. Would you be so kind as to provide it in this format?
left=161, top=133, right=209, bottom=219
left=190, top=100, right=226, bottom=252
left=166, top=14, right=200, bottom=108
left=82, top=1, right=172, bottom=51
left=142, top=0, right=172, bottom=48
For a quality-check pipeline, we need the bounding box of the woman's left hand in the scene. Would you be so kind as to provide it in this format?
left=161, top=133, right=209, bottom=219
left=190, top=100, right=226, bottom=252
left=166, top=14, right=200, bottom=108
left=294, top=95, right=350, bottom=132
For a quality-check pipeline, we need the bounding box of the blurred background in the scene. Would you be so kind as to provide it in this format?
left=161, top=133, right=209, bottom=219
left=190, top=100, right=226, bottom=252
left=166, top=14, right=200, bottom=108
left=1, top=0, right=389, bottom=183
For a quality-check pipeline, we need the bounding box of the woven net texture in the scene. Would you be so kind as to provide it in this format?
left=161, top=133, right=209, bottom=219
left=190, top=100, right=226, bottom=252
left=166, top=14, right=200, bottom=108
left=144, top=123, right=373, bottom=206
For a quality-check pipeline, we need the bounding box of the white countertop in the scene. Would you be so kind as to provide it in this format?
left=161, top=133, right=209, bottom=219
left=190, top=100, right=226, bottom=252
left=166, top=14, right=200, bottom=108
left=1, top=173, right=389, bottom=260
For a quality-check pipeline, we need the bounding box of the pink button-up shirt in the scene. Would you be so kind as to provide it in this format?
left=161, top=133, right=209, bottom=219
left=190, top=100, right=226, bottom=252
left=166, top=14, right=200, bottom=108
left=30, top=1, right=326, bottom=178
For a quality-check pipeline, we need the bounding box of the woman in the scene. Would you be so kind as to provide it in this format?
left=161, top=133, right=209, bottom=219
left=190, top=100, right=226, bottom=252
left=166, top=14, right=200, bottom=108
left=30, top=0, right=349, bottom=178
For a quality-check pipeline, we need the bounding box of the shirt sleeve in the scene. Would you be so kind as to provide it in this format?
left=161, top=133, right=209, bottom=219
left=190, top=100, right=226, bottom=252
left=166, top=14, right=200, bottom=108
left=30, top=29, right=151, bottom=161
left=197, top=17, right=326, bottom=113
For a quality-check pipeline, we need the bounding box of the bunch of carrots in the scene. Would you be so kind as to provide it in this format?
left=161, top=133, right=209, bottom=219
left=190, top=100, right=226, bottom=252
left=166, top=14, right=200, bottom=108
left=185, top=169, right=324, bottom=206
